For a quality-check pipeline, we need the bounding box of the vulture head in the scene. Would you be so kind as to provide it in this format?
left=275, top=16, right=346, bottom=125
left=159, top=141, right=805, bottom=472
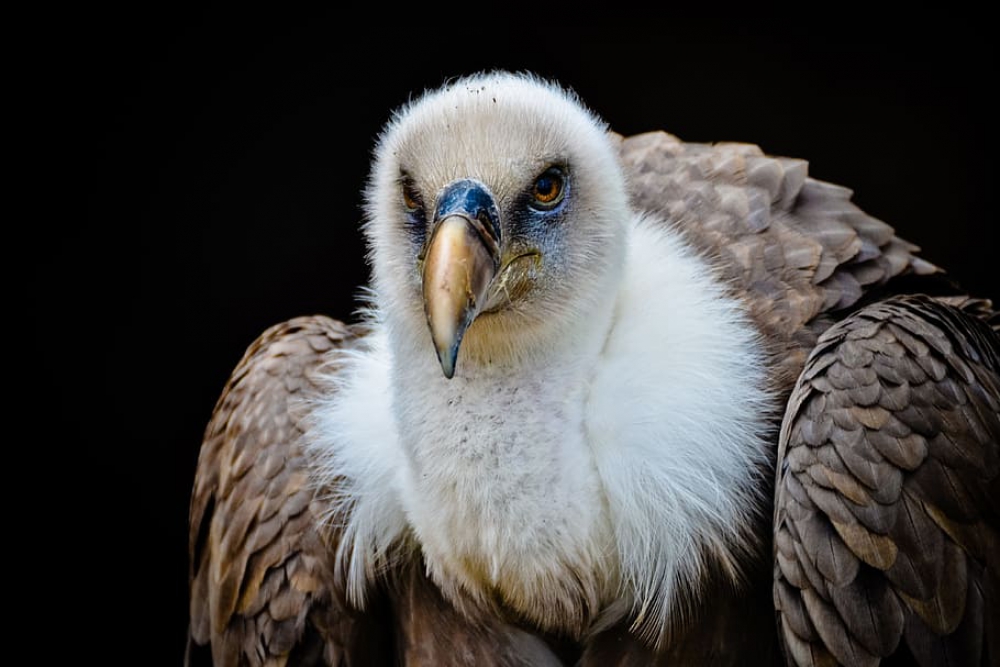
left=364, top=71, right=628, bottom=378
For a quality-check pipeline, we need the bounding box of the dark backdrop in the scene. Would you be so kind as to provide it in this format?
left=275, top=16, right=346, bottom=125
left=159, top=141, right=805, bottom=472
left=72, top=15, right=994, bottom=665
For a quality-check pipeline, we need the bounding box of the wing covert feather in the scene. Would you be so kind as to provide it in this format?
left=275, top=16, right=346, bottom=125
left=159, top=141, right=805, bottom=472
left=774, top=295, right=1000, bottom=666
left=186, top=315, right=388, bottom=666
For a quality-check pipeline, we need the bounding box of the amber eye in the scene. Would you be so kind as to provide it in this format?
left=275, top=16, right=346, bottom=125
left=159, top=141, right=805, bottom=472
left=530, top=167, right=566, bottom=209
left=402, top=179, right=422, bottom=212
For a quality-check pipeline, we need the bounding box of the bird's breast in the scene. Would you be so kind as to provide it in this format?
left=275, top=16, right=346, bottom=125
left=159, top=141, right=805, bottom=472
left=394, top=358, right=618, bottom=633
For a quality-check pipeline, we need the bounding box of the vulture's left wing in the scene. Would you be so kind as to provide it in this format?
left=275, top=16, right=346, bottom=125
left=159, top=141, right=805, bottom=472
left=617, top=130, right=998, bottom=665
left=774, top=295, right=1000, bottom=666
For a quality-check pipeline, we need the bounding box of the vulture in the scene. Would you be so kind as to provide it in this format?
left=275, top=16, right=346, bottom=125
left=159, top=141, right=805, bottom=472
left=186, top=71, right=1000, bottom=666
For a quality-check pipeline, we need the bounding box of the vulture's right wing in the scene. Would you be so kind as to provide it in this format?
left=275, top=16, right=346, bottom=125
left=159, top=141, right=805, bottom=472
left=774, top=294, right=1000, bottom=666
left=186, top=315, right=573, bottom=666
left=185, top=315, right=391, bottom=667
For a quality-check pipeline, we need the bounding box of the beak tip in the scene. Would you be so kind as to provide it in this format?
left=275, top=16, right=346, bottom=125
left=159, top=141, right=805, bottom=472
left=435, top=342, right=458, bottom=379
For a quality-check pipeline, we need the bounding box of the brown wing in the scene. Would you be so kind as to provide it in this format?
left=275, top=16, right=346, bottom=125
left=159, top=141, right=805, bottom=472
left=774, top=294, right=1000, bottom=665
left=186, top=315, right=391, bottom=667
left=616, top=131, right=999, bottom=665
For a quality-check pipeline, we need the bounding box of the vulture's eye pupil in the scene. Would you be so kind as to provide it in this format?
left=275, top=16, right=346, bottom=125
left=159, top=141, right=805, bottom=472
left=531, top=167, right=566, bottom=209
left=402, top=180, right=422, bottom=212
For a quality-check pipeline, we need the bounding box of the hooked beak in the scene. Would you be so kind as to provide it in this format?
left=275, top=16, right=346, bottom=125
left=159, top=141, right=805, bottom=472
left=422, top=180, right=501, bottom=378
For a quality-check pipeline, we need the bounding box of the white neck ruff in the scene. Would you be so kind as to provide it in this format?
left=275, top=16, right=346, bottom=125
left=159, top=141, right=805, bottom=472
left=307, top=214, right=775, bottom=643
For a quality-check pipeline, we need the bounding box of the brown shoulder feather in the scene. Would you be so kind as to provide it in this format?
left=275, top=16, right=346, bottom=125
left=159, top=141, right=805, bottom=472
left=616, top=131, right=984, bottom=393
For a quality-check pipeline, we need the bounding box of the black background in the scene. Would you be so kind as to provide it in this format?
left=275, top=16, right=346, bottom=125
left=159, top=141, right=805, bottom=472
left=69, top=14, right=994, bottom=665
